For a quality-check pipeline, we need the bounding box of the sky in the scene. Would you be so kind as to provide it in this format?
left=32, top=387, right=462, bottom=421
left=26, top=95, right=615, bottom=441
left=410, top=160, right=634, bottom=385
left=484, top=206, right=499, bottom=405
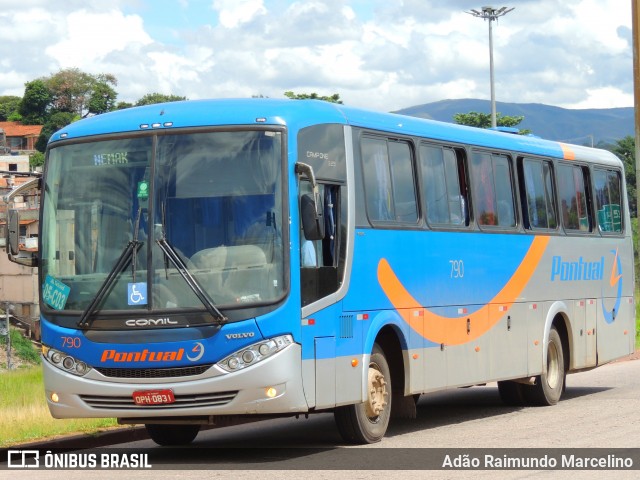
left=0, top=0, right=633, bottom=113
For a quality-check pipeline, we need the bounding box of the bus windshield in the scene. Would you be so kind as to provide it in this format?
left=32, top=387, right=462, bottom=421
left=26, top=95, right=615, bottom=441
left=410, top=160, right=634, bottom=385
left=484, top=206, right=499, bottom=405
left=41, top=130, right=285, bottom=322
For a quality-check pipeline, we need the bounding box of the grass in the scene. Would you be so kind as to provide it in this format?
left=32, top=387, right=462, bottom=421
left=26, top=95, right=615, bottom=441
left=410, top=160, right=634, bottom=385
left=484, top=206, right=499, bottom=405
left=0, top=367, right=118, bottom=447
left=0, top=329, right=118, bottom=447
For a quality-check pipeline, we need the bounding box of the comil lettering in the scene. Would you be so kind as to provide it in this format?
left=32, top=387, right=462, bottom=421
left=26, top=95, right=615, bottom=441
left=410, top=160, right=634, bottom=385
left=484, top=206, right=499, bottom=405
left=550, top=256, right=604, bottom=282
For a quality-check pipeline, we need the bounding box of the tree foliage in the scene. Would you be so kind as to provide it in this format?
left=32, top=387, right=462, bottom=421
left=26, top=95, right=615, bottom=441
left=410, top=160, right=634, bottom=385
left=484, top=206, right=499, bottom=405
left=284, top=91, right=343, bottom=104
left=453, top=111, right=531, bottom=135
left=45, top=68, right=118, bottom=117
left=19, top=79, right=52, bottom=125
left=609, top=135, right=636, bottom=217
left=135, top=93, right=187, bottom=106
left=0, top=96, right=22, bottom=121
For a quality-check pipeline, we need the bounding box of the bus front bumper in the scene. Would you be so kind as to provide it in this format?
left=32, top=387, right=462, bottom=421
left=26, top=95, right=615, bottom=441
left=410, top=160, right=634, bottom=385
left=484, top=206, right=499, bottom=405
left=43, top=343, right=309, bottom=419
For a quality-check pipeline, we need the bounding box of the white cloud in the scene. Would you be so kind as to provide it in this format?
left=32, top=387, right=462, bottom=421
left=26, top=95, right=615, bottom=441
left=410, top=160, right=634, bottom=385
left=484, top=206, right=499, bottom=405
left=46, top=10, right=152, bottom=68
left=212, top=0, right=266, bottom=29
left=0, top=0, right=633, bottom=111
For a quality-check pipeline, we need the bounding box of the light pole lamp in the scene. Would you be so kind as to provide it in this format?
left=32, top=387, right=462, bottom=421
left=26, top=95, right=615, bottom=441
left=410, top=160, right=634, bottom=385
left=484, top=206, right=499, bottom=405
left=467, top=6, right=514, bottom=128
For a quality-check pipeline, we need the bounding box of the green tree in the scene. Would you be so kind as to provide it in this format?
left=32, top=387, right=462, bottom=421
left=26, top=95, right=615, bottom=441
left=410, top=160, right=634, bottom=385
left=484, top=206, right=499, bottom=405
left=453, top=111, right=531, bottom=135
left=135, top=93, right=187, bottom=106
left=35, top=111, right=78, bottom=152
left=284, top=91, right=343, bottom=104
left=19, top=79, right=52, bottom=125
left=46, top=68, right=118, bottom=117
left=610, top=135, right=636, bottom=217
left=86, top=80, right=118, bottom=115
left=0, top=96, right=22, bottom=121
left=29, top=151, right=45, bottom=168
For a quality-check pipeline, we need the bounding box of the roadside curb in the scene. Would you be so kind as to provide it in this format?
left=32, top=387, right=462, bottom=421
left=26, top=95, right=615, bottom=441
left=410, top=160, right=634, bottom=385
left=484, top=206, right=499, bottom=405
left=13, top=426, right=149, bottom=450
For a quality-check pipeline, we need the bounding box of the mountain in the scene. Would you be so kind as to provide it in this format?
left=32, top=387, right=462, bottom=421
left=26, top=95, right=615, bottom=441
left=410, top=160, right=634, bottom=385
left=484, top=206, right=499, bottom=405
left=393, top=99, right=634, bottom=146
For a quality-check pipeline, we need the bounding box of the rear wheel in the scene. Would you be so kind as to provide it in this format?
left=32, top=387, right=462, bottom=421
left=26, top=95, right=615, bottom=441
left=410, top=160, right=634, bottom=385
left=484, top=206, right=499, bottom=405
left=334, top=344, right=391, bottom=444
left=523, top=327, right=565, bottom=406
left=145, top=424, right=201, bottom=446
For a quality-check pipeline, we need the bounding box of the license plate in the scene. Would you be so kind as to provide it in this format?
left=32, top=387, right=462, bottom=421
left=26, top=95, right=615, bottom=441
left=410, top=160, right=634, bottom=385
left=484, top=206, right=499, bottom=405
left=132, top=389, right=175, bottom=405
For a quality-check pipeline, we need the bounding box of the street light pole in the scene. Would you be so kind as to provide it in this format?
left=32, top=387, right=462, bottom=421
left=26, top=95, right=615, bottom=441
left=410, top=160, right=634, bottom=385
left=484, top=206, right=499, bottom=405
left=467, top=6, right=514, bottom=128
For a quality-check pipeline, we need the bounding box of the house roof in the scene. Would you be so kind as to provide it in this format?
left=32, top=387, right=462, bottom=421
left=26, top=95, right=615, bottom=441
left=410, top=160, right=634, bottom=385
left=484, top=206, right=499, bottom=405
left=0, top=121, right=43, bottom=137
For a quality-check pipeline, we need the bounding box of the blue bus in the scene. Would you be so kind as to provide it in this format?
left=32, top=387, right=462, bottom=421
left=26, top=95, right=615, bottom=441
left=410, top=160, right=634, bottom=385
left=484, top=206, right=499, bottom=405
left=6, top=99, right=635, bottom=445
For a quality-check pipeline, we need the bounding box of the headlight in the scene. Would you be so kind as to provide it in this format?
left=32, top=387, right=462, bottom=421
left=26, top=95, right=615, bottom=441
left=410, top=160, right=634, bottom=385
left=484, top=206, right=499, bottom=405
left=42, top=345, right=92, bottom=377
left=217, top=335, right=293, bottom=373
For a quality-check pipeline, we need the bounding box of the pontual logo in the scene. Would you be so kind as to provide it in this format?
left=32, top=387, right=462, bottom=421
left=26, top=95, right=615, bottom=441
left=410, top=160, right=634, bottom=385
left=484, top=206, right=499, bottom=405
left=550, top=256, right=605, bottom=282
left=101, top=348, right=184, bottom=363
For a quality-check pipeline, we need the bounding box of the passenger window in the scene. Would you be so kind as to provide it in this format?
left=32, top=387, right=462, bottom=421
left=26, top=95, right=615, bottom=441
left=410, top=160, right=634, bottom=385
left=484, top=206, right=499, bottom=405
left=557, top=163, right=592, bottom=232
left=361, top=136, right=418, bottom=224
left=521, top=158, right=558, bottom=230
left=471, top=152, right=516, bottom=228
left=420, top=144, right=468, bottom=226
left=594, top=168, right=623, bottom=233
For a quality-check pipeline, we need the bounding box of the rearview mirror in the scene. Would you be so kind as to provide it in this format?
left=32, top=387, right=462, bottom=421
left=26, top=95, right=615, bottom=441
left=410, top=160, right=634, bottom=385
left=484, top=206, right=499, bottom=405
left=301, top=194, right=325, bottom=241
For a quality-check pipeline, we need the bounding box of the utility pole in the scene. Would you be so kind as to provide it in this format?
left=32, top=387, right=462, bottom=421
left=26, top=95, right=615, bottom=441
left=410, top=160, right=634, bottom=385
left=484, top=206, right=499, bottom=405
left=467, top=6, right=514, bottom=128
left=633, top=0, right=640, bottom=227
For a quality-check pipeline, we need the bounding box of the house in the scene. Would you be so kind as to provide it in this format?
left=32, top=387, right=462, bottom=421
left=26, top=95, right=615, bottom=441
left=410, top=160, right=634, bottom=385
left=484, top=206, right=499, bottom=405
left=0, top=121, right=43, bottom=153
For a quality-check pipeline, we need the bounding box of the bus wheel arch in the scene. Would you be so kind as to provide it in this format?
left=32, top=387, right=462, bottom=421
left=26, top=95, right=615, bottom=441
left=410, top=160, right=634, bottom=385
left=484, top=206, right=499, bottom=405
left=334, top=326, right=405, bottom=444
left=524, top=314, right=568, bottom=406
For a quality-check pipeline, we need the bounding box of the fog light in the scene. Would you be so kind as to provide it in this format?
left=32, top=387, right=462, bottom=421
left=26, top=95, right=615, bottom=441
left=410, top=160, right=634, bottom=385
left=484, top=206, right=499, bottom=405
left=266, top=387, right=277, bottom=398
left=50, top=392, right=59, bottom=403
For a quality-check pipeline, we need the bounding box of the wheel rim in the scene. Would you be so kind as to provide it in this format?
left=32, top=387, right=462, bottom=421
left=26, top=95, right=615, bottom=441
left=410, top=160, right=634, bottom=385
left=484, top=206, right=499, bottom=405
left=364, top=362, right=388, bottom=420
left=546, top=341, right=560, bottom=389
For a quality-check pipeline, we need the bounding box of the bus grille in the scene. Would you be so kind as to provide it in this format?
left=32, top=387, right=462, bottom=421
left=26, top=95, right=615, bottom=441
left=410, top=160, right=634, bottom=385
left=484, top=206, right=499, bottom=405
left=94, top=364, right=213, bottom=379
left=80, top=391, right=238, bottom=410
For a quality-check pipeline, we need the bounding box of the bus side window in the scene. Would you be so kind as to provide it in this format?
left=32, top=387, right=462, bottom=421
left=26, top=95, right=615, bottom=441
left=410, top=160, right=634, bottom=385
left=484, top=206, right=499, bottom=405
left=471, top=151, right=516, bottom=228
left=593, top=168, right=623, bottom=233
left=557, top=163, right=592, bottom=232
left=420, top=144, right=469, bottom=227
left=520, top=157, right=558, bottom=230
left=361, top=136, right=418, bottom=225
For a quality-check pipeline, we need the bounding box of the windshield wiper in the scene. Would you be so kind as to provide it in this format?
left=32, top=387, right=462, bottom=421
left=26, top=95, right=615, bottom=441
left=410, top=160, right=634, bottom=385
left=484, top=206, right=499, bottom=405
left=156, top=204, right=227, bottom=324
left=77, top=207, right=144, bottom=329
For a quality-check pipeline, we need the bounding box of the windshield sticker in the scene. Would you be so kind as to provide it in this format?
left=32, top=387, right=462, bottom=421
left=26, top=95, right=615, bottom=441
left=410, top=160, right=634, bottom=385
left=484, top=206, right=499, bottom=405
left=43, top=275, right=70, bottom=310
left=137, top=180, right=149, bottom=199
left=128, top=283, right=148, bottom=306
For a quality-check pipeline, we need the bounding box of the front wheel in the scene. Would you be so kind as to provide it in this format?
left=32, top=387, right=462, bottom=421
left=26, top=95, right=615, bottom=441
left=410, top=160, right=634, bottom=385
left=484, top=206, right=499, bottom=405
left=334, top=344, right=392, bottom=444
left=523, top=327, right=565, bottom=406
left=145, top=424, right=201, bottom=446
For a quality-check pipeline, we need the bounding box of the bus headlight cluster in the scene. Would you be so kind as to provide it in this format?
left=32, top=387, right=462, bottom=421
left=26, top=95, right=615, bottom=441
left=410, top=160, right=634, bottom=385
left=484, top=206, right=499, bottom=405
left=217, top=335, right=293, bottom=373
left=42, top=345, right=92, bottom=377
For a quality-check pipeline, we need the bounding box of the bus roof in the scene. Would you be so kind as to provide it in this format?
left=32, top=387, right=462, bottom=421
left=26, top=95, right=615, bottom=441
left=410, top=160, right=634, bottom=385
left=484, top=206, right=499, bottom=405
left=50, top=98, right=621, bottom=167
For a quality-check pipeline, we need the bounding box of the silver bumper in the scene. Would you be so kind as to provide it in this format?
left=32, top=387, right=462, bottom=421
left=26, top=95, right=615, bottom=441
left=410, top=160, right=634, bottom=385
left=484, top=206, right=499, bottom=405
left=44, top=344, right=309, bottom=418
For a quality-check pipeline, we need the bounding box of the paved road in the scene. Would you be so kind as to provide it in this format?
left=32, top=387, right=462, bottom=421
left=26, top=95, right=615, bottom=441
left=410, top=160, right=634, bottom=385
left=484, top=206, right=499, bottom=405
left=5, top=358, right=640, bottom=479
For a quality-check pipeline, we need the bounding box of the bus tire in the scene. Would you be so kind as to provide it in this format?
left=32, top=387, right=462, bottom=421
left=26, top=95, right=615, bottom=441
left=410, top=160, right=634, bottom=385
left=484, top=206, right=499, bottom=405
left=145, top=424, right=201, bottom=446
left=334, top=344, right=391, bottom=444
left=523, top=327, right=565, bottom=406
left=497, top=380, right=525, bottom=406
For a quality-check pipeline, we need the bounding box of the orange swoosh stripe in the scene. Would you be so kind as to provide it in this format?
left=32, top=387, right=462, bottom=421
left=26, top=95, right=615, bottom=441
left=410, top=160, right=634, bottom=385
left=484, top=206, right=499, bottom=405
left=559, top=143, right=575, bottom=160
left=377, top=236, right=550, bottom=345
left=610, top=248, right=621, bottom=287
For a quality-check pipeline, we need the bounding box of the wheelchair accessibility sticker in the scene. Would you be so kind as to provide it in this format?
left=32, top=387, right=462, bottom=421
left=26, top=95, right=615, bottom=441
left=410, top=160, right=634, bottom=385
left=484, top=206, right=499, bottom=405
left=128, top=283, right=147, bottom=305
